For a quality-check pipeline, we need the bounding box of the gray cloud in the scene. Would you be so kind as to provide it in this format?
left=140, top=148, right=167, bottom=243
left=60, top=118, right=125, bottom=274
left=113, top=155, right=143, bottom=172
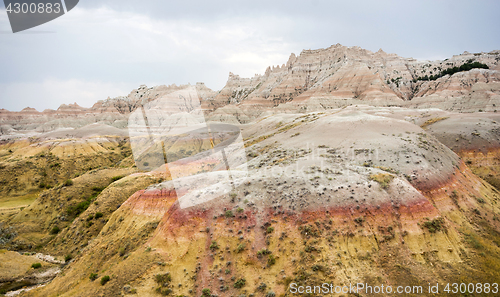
left=0, top=0, right=499, bottom=111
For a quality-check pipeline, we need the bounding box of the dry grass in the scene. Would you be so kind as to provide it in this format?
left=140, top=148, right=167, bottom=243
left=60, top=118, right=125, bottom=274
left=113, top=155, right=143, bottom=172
left=369, top=173, right=395, bottom=189
left=420, top=117, right=449, bottom=129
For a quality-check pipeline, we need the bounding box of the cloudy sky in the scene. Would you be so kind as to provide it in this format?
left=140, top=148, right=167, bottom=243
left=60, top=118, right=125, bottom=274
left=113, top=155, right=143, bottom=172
left=0, top=0, right=499, bottom=111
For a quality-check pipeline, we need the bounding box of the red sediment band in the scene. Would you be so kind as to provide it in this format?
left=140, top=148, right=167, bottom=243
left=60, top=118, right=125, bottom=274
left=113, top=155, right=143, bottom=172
left=123, top=188, right=178, bottom=216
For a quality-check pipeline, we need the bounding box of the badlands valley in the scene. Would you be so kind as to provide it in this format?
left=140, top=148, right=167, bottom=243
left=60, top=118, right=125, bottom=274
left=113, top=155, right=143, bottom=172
left=1, top=44, right=500, bottom=296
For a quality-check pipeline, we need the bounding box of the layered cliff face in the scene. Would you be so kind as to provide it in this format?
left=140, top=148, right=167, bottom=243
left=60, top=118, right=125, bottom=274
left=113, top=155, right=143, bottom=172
left=0, top=83, right=216, bottom=138
left=1, top=44, right=499, bottom=135
left=204, top=44, right=500, bottom=122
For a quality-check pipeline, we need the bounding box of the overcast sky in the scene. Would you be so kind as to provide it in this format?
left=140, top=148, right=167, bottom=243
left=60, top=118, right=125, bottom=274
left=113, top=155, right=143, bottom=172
left=0, top=0, right=499, bottom=111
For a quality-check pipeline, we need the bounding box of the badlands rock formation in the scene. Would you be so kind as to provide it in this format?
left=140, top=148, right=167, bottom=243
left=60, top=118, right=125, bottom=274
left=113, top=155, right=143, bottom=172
left=1, top=44, right=500, bottom=297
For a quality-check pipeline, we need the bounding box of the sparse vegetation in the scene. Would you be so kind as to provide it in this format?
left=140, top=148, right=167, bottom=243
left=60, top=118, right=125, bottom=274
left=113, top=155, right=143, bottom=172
left=257, top=248, right=271, bottom=257
left=89, top=273, right=98, bottom=281
left=420, top=117, right=449, bottom=129
left=417, top=61, right=488, bottom=81
left=118, top=247, right=126, bottom=256
left=100, top=275, right=110, bottom=285
left=31, top=263, right=41, bottom=269
left=63, top=179, right=73, bottom=186
left=236, top=243, right=246, bottom=253
left=111, top=175, right=125, bottom=182
left=369, top=173, right=394, bottom=189
left=268, top=254, right=276, bottom=266
left=233, top=278, right=246, bottom=288
left=66, top=186, right=104, bottom=216
left=422, top=217, right=445, bottom=233
left=209, top=240, right=219, bottom=250
left=155, top=272, right=171, bottom=284
left=50, top=226, right=60, bottom=234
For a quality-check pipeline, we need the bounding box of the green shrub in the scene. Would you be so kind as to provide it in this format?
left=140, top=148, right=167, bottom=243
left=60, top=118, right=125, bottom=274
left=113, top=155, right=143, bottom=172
left=118, top=247, right=126, bottom=256
left=234, top=278, right=246, bottom=288
left=423, top=217, right=445, bottom=233
left=50, top=226, right=60, bottom=234
left=94, top=212, right=103, bottom=219
left=257, top=248, right=271, bottom=257
left=89, top=273, right=98, bottom=281
left=66, top=186, right=104, bottom=216
left=66, top=200, right=91, bottom=216
left=417, top=61, right=488, bottom=81
left=225, top=210, right=233, bottom=218
left=236, top=243, right=246, bottom=253
left=209, top=241, right=219, bottom=250
left=267, top=226, right=274, bottom=234
left=258, top=282, right=267, bottom=291
left=236, top=207, right=244, bottom=213
left=154, top=272, right=171, bottom=284
left=202, top=288, right=211, bottom=296
left=63, top=179, right=73, bottom=186
left=111, top=175, right=124, bottom=182
left=100, top=275, right=110, bottom=285
left=268, top=254, right=276, bottom=266
left=64, top=254, right=72, bottom=262
left=31, top=263, right=41, bottom=269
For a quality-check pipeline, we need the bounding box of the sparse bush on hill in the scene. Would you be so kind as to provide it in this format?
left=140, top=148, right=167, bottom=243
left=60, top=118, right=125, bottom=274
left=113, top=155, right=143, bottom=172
left=236, top=243, right=246, bottom=253
left=31, top=263, right=41, bottom=269
left=209, top=240, right=219, bottom=250
left=100, top=275, right=110, bottom=285
left=233, top=278, right=246, bottom=288
left=50, top=226, right=60, bottom=234
left=95, top=212, right=103, bottom=219
left=258, top=282, right=267, bottom=291
left=417, top=61, right=488, bottom=81
left=422, top=217, right=445, bottom=233
left=268, top=254, right=276, bottom=266
left=155, top=272, right=171, bottom=284
left=202, top=288, right=211, bottom=296
left=64, top=254, right=72, bottom=262
left=369, top=173, right=394, bottom=189
left=111, top=175, right=125, bottom=182
left=257, top=248, right=271, bottom=257
left=66, top=186, right=104, bottom=216
left=155, top=287, right=172, bottom=295
left=118, top=247, right=126, bottom=256
left=63, top=179, right=73, bottom=186
left=89, top=273, right=98, bottom=281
